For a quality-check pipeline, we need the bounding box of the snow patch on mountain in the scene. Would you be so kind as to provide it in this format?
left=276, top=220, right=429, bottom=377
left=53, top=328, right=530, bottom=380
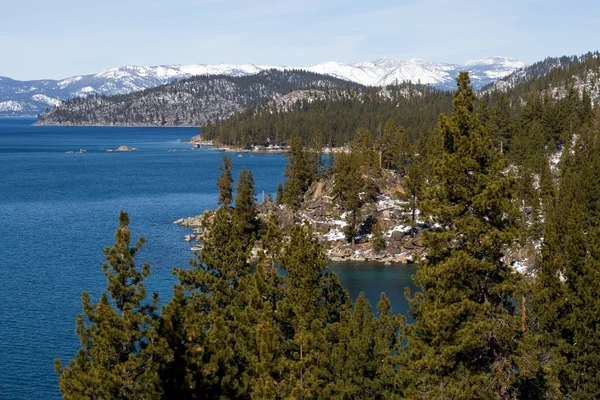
left=305, top=57, right=524, bottom=89
left=58, top=76, right=83, bottom=88
left=31, top=94, right=61, bottom=107
left=0, top=101, right=24, bottom=112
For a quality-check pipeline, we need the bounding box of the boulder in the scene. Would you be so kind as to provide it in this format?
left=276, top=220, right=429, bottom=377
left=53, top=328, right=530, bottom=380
left=390, top=230, right=405, bottom=243
left=306, top=200, right=336, bottom=218
left=304, top=180, right=328, bottom=203
left=276, top=207, right=296, bottom=230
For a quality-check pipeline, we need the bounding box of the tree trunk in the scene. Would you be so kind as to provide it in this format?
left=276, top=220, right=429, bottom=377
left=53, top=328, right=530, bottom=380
left=521, top=295, right=527, bottom=333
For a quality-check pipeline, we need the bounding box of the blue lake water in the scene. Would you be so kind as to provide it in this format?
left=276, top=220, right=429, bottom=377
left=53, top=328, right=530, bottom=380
left=0, top=118, right=417, bottom=399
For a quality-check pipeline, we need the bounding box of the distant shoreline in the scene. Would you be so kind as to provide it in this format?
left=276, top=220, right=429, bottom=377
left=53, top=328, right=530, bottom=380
left=33, top=121, right=201, bottom=128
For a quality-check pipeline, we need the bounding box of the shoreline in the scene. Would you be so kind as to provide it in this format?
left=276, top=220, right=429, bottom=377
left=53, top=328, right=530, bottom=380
left=34, top=121, right=201, bottom=128
left=189, top=134, right=349, bottom=154
left=173, top=209, right=425, bottom=265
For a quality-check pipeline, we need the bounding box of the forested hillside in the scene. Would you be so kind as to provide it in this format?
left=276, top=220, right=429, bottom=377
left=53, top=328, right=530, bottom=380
left=483, top=51, right=600, bottom=93
left=36, top=70, right=363, bottom=126
left=201, top=83, right=454, bottom=147
left=202, top=51, right=600, bottom=150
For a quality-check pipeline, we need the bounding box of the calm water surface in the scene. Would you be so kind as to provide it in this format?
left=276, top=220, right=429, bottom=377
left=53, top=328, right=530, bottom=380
left=0, top=118, right=417, bottom=399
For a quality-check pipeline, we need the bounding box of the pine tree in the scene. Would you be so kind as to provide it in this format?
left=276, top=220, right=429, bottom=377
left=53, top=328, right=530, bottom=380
left=55, top=212, right=164, bottom=399
left=276, top=183, right=284, bottom=205
left=372, top=224, right=387, bottom=253
left=333, top=151, right=364, bottom=248
left=406, top=73, right=529, bottom=398
left=276, top=224, right=350, bottom=397
left=172, top=206, right=255, bottom=398
left=380, top=118, right=412, bottom=174
left=490, top=93, right=514, bottom=153
left=235, top=166, right=259, bottom=243
left=217, top=156, right=234, bottom=207
left=246, top=257, right=285, bottom=398
left=258, top=211, right=283, bottom=267
left=380, top=118, right=401, bottom=170
left=351, top=127, right=378, bottom=170
left=283, top=134, right=314, bottom=208
left=323, top=293, right=404, bottom=398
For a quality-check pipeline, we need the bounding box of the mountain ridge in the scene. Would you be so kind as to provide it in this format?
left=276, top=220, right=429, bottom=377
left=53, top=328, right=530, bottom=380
left=1, top=56, right=522, bottom=117
left=36, top=69, right=365, bottom=127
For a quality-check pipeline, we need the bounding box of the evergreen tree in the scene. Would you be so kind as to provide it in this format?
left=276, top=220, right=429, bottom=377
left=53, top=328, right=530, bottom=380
left=235, top=167, right=259, bottom=242
left=490, top=93, right=514, bottom=153
left=258, top=211, right=283, bottom=267
left=276, top=183, right=284, bottom=205
left=371, top=224, right=387, bottom=253
left=333, top=151, right=364, bottom=248
left=172, top=207, right=255, bottom=398
left=406, top=73, right=530, bottom=398
left=217, top=156, right=234, bottom=207
left=283, top=133, right=315, bottom=209
left=276, top=224, right=351, bottom=397
left=380, top=118, right=401, bottom=170
left=380, top=118, right=412, bottom=174
left=323, top=293, right=404, bottom=399
left=404, top=131, right=431, bottom=229
left=351, top=127, right=378, bottom=170
left=55, top=212, right=164, bottom=399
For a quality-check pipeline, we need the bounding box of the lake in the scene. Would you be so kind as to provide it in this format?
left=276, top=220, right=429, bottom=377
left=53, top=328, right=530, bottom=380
left=0, top=118, right=417, bottom=399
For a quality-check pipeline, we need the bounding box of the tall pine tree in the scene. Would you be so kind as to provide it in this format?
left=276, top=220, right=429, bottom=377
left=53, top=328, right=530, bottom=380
left=406, top=72, right=528, bottom=399
left=55, top=212, right=164, bottom=399
left=217, top=156, right=234, bottom=207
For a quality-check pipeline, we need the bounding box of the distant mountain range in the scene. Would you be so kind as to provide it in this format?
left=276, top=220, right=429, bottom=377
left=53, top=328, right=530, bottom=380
left=305, top=57, right=524, bottom=88
left=1, top=57, right=524, bottom=117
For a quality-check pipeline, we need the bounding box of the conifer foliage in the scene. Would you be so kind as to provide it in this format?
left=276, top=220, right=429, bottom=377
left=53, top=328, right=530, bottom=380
left=283, top=134, right=318, bottom=208
left=217, top=156, right=233, bottom=207
left=406, top=72, right=526, bottom=398
left=55, top=212, right=164, bottom=399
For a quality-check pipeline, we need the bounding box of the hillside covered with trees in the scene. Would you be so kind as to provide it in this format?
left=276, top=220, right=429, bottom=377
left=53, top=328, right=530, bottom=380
left=201, top=83, right=453, bottom=147
left=36, top=70, right=364, bottom=126
left=201, top=51, right=600, bottom=152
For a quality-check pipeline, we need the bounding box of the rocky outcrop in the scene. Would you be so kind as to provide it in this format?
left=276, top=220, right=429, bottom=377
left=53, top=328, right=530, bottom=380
left=175, top=170, right=425, bottom=263
left=116, top=145, right=136, bottom=152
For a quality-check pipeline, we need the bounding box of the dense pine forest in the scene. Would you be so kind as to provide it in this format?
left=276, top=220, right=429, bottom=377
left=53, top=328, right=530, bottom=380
left=56, top=71, right=600, bottom=399
left=201, top=83, right=453, bottom=147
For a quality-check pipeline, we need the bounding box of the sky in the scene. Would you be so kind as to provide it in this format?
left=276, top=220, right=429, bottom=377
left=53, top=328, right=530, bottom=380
left=2, top=0, right=600, bottom=80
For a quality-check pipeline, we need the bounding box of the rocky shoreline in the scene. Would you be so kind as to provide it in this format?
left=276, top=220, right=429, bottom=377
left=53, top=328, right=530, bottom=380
left=189, top=134, right=351, bottom=155
left=174, top=212, right=422, bottom=264
left=174, top=170, right=426, bottom=264
left=189, top=134, right=289, bottom=153
left=34, top=121, right=201, bottom=127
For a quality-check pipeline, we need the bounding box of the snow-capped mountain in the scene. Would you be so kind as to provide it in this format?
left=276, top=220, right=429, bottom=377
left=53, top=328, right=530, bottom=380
left=305, top=56, right=525, bottom=89
left=0, top=64, right=279, bottom=117
left=0, top=57, right=523, bottom=116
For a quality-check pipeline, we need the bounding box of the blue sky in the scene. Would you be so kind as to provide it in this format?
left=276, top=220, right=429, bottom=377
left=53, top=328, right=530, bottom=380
left=2, top=0, right=599, bottom=80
